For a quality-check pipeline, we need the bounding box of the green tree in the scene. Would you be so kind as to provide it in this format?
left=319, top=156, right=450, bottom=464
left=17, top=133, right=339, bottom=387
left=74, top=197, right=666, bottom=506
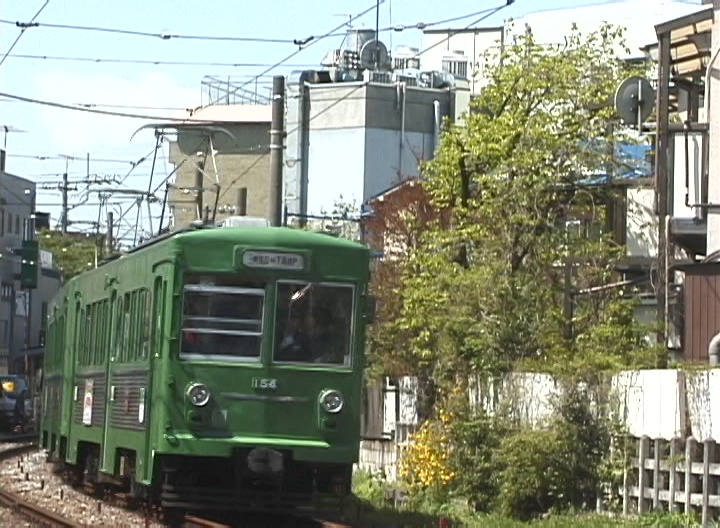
left=376, top=23, right=660, bottom=382
left=38, top=229, right=100, bottom=281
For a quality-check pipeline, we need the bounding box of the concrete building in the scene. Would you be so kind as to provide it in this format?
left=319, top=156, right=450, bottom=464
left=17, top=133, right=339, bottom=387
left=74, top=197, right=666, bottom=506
left=418, top=27, right=503, bottom=95
left=0, top=150, right=62, bottom=375
left=420, top=0, right=708, bottom=95
left=283, top=28, right=471, bottom=224
left=162, top=104, right=271, bottom=229
left=284, top=78, right=458, bottom=222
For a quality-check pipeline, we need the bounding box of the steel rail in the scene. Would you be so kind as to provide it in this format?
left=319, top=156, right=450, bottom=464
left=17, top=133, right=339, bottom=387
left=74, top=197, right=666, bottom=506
left=0, top=443, right=82, bottom=528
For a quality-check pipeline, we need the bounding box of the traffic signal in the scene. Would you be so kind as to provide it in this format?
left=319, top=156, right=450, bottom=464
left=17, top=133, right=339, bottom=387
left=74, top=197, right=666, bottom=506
left=17, top=239, right=39, bottom=290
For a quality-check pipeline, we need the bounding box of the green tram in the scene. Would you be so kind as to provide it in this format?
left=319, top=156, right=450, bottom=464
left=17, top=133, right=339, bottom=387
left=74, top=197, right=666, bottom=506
left=40, top=222, right=372, bottom=512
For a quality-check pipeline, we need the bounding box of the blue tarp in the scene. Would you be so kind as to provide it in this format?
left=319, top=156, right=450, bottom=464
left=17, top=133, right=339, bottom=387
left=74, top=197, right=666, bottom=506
left=577, top=142, right=652, bottom=186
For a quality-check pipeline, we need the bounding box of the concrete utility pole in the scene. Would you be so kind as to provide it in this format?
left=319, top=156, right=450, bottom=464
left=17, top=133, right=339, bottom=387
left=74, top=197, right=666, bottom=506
left=707, top=0, right=720, bottom=253
left=106, top=211, right=113, bottom=256
left=195, top=157, right=205, bottom=222
left=236, top=187, right=247, bottom=216
left=269, top=75, right=285, bottom=227
left=60, top=172, right=69, bottom=233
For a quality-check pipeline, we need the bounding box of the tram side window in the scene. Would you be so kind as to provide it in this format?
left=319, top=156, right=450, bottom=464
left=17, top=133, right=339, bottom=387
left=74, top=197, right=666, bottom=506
left=274, top=281, right=354, bottom=366
left=57, top=314, right=65, bottom=368
left=140, top=290, right=151, bottom=360
left=180, top=274, right=265, bottom=362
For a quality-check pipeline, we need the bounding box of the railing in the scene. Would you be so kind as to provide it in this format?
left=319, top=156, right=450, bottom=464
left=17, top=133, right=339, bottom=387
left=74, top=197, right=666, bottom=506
left=200, top=76, right=271, bottom=106
left=622, top=436, right=720, bottom=526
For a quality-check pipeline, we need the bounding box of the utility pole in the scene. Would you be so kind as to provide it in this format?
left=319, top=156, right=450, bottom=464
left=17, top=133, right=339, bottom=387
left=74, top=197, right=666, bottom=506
left=195, top=158, right=204, bottom=222
left=106, top=211, right=114, bottom=256
left=236, top=187, right=247, bottom=216
left=269, top=75, right=285, bottom=227
left=60, top=171, right=69, bottom=233
left=708, top=1, right=720, bottom=252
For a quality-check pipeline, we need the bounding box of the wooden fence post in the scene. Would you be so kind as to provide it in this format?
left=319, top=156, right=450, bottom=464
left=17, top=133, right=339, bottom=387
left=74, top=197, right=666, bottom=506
left=702, top=439, right=713, bottom=527
left=684, top=437, right=696, bottom=515
left=638, top=436, right=650, bottom=514
left=652, top=438, right=662, bottom=510
left=668, top=437, right=678, bottom=512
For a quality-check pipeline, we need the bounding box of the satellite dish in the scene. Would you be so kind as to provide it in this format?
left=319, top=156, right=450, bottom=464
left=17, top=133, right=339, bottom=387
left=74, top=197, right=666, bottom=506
left=614, top=76, right=655, bottom=127
left=359, top=40, right=388, bottom=70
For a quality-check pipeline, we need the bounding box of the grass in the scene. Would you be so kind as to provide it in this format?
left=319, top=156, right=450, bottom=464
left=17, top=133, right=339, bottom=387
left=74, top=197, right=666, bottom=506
left=350, top=470, right=698, bottom=528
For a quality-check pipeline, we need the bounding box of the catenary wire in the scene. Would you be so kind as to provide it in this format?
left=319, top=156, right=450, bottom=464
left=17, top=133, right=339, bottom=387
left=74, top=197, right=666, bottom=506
left=0, top=53, right=320, bottom=68
left=0, top=18, right=299, bottom=44
left=0, top=1, right=49, bottom=68
left=215, top=1, right=384, bottom=106
left=0, top=91, right=214, bottom=121
left=415, top=1, right=515, bottom=58
left=378, top=6, right=504, bottom=32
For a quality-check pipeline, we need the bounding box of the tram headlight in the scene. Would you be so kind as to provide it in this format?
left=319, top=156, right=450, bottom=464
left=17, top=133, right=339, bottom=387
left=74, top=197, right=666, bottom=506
left=186, top=383, right=211, bottom=407
left=319, top=390, right=344, bottom=414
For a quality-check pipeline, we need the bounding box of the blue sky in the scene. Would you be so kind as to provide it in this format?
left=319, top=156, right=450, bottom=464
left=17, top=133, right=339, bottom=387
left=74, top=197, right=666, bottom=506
left=0, top=0, right=704, bottom=242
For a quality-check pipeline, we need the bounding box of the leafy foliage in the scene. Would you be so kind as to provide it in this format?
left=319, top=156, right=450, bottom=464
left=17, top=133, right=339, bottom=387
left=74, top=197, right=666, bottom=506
left=363, top=182, right=443, bottom=377
left=370, top=23, right=659, bottom=381
left=367, top=22, right=666, bottom=522
left=38, top=229, right=100, bottom=280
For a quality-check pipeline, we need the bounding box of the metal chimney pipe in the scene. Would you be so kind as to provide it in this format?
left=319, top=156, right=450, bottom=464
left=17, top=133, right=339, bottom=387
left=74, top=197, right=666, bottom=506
left=269, top=75, right=285, bottom=227
left=236, top=187, right=248, bottom=216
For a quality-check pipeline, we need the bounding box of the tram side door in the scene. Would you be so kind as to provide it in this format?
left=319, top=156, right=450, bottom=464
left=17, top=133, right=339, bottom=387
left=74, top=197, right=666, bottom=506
left=100, top=289, right=117, bottom=474
left=139, top=274, right=167, bottom=483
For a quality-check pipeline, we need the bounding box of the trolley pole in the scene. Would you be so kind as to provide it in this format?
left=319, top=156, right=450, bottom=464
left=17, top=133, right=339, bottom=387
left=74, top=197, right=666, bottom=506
left=269, top=75, right=285, bottom=227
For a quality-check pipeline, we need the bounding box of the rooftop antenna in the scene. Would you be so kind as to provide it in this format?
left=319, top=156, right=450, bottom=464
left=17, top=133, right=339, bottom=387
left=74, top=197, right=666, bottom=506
left=375, top=0, right=380, bottom=70
left=1, top=125, right=27, bottom=150
left=333, top=13, right=355, bottom=28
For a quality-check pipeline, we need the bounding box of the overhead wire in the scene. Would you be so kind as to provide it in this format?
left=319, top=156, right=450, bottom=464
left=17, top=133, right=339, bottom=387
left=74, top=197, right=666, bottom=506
left=414, top=1, right=514, bottom=59
left=214, top=1, right=384, bottom=106
left=379, top=6, right=504, bottom=33
left=8, top=153, right=140, bottom=164
left=0, top=91, right=210, bottom=121
left=0, top=18, right=298, bottom=44
left=0, top=53, right=321, bottom=69
left=0, top=0, right=49, bottom=68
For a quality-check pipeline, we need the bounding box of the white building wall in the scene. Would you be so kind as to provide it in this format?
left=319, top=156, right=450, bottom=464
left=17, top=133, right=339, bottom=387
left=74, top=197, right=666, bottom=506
left=420, top=28, right=504, bottom=94
left=364, top=128, right=434, bottom=199
left=626, top=187, right=658, bottom=258
left=671, top=131, right=705, bottom=220
left=305, top=128, right=366, bottom=216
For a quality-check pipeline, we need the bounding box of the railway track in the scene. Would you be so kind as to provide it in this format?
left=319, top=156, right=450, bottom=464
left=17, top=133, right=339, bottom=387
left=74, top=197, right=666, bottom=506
left=0, top=442, right=83, bottom=528
left=0, top=442, right=440, bottom=528
left=182, top=513, right=353, bottom=528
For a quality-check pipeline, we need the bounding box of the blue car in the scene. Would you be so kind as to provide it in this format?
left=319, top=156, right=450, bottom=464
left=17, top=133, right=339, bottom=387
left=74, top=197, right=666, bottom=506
left=0, top=376, right=32, bottom=433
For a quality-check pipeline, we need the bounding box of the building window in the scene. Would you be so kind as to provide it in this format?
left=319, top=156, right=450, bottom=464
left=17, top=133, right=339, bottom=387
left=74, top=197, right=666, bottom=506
left=0, top=208, right=4, bottom=236
left=40, top=302, right=48, bottom=330
left=0, top=320, right=7, bottom=346
left=0, top=284, right=11, bottom=300
left=14, top=215, right=19, bottom=235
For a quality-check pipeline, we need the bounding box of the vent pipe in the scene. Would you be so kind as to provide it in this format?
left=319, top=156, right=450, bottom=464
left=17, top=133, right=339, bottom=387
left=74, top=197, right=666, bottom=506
left=269, top=75, right=285, bottom=227
left=710, top=332, right=720, bottom=365
left=236, top=187, right=248, bottom=216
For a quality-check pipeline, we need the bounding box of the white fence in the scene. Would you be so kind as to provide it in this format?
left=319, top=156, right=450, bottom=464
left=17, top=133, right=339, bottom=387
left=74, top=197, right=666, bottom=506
left=623, top=436, right=720, bottom=526
left=358, top=368, right=720, bottom=521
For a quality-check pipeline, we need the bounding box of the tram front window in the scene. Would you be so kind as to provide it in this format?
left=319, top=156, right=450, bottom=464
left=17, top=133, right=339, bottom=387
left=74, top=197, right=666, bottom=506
left=274, top=281, right=354, bottom=366
left=180, top=275, right=265, bottom=362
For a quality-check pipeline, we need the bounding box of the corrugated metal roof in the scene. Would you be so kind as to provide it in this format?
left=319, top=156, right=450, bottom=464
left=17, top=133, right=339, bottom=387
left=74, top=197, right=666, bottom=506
left=642, top=6, right=713, bottom=78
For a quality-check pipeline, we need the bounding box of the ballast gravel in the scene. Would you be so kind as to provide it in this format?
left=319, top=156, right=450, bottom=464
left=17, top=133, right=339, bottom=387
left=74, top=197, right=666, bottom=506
left=0, top=443, right=166, bottom=527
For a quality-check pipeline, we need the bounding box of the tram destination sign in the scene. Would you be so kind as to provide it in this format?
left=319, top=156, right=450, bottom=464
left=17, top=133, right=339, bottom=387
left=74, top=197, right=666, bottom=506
left=242, top=250, right=305, bottom=271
